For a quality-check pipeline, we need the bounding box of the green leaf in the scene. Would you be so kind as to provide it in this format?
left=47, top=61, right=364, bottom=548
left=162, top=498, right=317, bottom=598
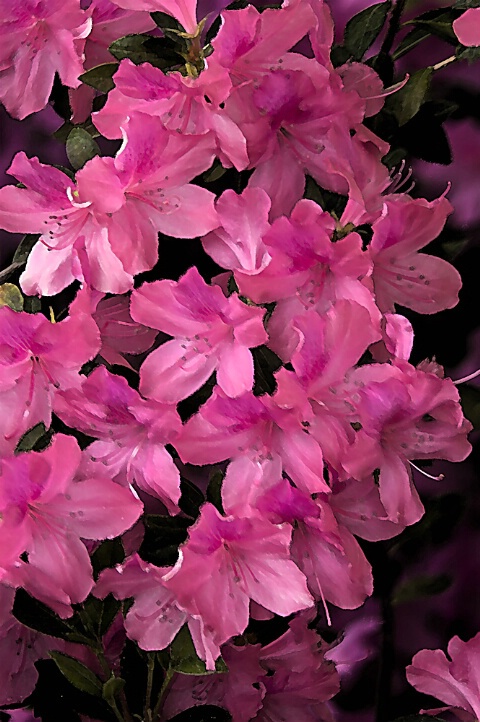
left=393, top=26, right=432, bottom=60
left=91, top=537, right=125, bottom=579
left=109, top=34, right=180, bottom=69
left=49, top=652, right=103, bottom=697
left=411, top=18, right=457, bottom=44
left=454, top=0, right=480, bottom=8
left=179, top=477, right=205, bottom=518
left=66, top=128, right=100, bottom=171
left=330, top=44, right=351, bottom=67
left=12, top=234, right=39, bottom=265
left=81, top=595, right=122, bottom=638
left=102, top=676, right=126, bottom=706
left=392, top=573, right=451, bottom=605
left=15, top=422, right=50, bottom=454
left=206, top=469, right=225, bottom=514
left=12, top=589, right=73, bottom=639
left=139, top=515, right=192, bottom=566
left=459, top=385, right=480, bottom=429
left=170, top=626, right=228, bottom=675
left=79, top=63, right=118, bottom=93
left=0, top=283, right=23, bottom=311
left=386, top=67, right=433, bottom=125
left=344, top=1, right=391, bottom=61
left=456, top=44, right=480, bottom=63
left=151, top=11, right=184, bottom=31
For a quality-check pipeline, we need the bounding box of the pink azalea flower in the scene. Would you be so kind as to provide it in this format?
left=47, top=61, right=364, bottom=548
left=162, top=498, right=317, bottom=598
left=54, top=366, right=183, bottom=512
left=163, top=503, right=313, bottom=654
left=94, top=554, right=222, bottom=666
left=93, top=59, right=248, bottom=169
left=453, top=8, right=480, bottom=47
left=201, top=186, right=272, bottom=275
left=176, top=387, right=329, bottom=496
left=70, top=0, right=156, bottom=123
left=163, top=613, right=339, bottom=721
left=369, top=193, right=462, bottom=314
left=406, top=632, right=480, bottom=721
left=92, top=293, right=157, bottom=369
left=109, top=0, right=199, bottom=33
left=0, top=434, right=143, bottom=617
left=0, top=115, right=217, bottom=296
left=130, top=267, right=267, bottom=402
left=0, top=0, right=92, bottom=119
left=0, top=305, right=100, bottom=455
left=254, top=478, right=373, bottom=611
left=208, top=0, right=316, bottom=86
left=343, top=362, right=472, bottom=525
left=0, top=584, right=62, bottom=706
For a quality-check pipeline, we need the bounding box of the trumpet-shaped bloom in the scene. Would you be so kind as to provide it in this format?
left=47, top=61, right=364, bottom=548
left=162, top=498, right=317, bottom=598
left=406, top=633, right=480, bottom=721
left=164, top=503, right=313, bottom=651
left=131, top=267, right=267, bottom=402
left=0, top=0, right=91, bottom=119
left=369, top=193, right=462, bottom=314
left=0, top=435, right=143, bottom=617
left=0, top=305, right=100, bottom=454
left=93, top=59, right=247, bottom=169
left=344, top=362, right=472, bottom=525
left=109, top=0, right=199, bottom=33
left=54, top=366, right=183, bottom=512
left=0, top=116, right=217, bottom=295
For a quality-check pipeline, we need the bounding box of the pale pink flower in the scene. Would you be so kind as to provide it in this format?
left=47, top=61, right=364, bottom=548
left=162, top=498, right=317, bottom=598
left=0, top=116, right=217, bottom=295
left=0, top=305, right=100, bottom=454
left=54, top=366, right=183, bottom=512
left=0, top=435, right=143, bottom=617
left=406, top=632, right=480, bottom=721
left=369, top=193, right=462, bottom=314
left=0, top=0, right=91, bottom=119
left=164, top=503, right=313, bottom=654
left=453, top=8, right=480, bottom=47
left=131, top=267, right=267, bottom=402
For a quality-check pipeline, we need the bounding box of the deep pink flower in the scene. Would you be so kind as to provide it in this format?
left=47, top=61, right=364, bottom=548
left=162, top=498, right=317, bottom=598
left=70, top=0, right=156, bottom=122
left=163, top=503, right=313, bottom=653
left=0, top=305, right=100, bottom=454
left=406, top=632, right=480, bottom=721
left=131, top=267, right=267, bottom=401
left=94, top=554, right=222, bottom=666
left=0, top=584, right=62, bottom=705
left=369, top=193, right=462, bottom=314
left=0, top=0, right=91, bottom=119
left=54, top=366, right=183, bottom=512
left=93, top=59, right=247, bottom=169
left=176, top=387, right=329, bottom=496
left=0, top=435, right=143, bottom=617
left=344, top=362, right=472, bottom=525
left=0, top=116, right=217, bottom=295
left=109, top=0, right=199, bottom=33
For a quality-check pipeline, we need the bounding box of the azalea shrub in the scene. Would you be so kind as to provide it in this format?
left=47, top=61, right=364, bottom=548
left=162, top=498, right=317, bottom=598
left=0, top=0, right=479, bottom=721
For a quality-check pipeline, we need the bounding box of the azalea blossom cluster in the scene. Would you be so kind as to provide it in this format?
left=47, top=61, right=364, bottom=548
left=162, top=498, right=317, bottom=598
left=0, top=0, right=477, bottom=719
